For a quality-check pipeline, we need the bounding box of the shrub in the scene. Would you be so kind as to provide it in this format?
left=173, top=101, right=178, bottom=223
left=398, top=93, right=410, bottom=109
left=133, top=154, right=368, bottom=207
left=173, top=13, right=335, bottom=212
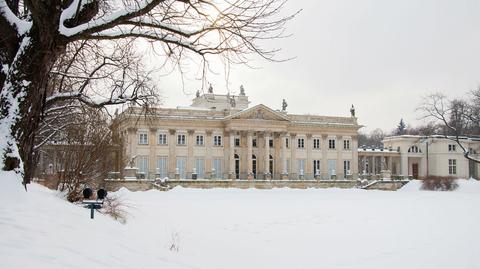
left=100, top=195, right=130, bottom=224
left=421, top=176, right=458, bottom=191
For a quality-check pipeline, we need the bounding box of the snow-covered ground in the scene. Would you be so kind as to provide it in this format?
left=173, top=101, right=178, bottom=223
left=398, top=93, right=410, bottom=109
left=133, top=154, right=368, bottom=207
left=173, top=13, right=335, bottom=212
left=1, top=172, right=480, bottom=269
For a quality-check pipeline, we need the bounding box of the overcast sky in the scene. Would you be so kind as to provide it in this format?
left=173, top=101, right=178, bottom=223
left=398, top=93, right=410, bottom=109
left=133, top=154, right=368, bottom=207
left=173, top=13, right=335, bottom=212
left=148, top=0, right=480, bottom=133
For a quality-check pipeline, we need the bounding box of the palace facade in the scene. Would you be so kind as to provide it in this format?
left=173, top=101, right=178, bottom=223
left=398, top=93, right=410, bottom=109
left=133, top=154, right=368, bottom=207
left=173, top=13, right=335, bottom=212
left=114, top=87, right=362, bottom=180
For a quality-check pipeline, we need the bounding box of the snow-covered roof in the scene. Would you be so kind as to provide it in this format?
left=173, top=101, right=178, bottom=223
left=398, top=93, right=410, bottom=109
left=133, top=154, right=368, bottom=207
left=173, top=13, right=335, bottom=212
left=383, top=135, right=480, bottom=142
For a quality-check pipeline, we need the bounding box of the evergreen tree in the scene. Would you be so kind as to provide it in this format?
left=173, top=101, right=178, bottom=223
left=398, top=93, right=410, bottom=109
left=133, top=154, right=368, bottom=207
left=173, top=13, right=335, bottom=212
left=396, top=119, right=407, bottom=135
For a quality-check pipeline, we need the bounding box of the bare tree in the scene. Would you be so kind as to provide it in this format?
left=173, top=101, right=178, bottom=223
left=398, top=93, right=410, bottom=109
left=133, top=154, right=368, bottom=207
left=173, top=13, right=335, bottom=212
left=419, top=92, right=480, bottom=164
left=36, top=106, right=119, bottom=202
left=404, top=122, right=440, bottom=136
left=0, top=0, right=297, bottom=185
left=358, top=128, right=386, bottom=148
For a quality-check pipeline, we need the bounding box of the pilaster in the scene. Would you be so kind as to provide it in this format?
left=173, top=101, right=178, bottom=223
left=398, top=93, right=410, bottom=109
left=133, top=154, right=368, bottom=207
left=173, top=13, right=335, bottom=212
left=187, top=129, right=195, bottom=178
left=168, top=129, right=176, bottom=178
left=336, top=135, right=343, bottom=180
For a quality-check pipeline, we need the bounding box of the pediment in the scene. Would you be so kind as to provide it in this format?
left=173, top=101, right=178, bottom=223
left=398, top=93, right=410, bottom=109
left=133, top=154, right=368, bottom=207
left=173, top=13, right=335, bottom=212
left=225, top=104, right=290, bottom=121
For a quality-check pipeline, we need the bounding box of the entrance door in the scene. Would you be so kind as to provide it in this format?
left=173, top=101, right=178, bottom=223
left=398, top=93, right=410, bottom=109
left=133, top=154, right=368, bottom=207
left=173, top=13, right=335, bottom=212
left=412, top=163, right=419, bottom=179
left=269, top=155, right=274, bottom=176
left=252, top=154, right=257, bottom=179
left=235, top=154, right=240, bottom=179
left=469, top=160, right=478, bottom=179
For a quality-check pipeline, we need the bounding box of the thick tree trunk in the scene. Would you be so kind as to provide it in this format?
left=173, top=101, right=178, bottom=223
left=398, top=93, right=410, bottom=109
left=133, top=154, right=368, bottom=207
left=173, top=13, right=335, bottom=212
left=1, top=7, right=65, bottom=185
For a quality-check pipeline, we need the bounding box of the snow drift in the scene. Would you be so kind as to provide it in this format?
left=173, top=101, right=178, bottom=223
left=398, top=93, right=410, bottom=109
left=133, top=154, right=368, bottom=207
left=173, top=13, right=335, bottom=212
left=1, top=173, right=480, bottom=269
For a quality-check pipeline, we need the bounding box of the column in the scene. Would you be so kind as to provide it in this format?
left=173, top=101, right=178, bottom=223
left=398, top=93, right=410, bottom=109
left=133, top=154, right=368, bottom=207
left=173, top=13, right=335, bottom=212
left=127, top=127, right=137, bottom=164
left=401, top=154, right=408, bottom=178
left=187, top=129, right=194, bottom=179
left=372, top=156, right=377, bottom=176
left=336, top=135, right=343, bottom=180
left=205, top=130, right=213, bottom=178
left=229, top=131, right=235, bottom=179
left=321, top=134, right=328, bottom=179
left=264, top=132, right=271, bottom=179
left=388, top=156, right=393, bottom=172
left=361, top=156, right=366, bottom=175
left=306, top=134, right=313, bottom=179
left=281, top=132, right=288, bottom=179
left=149, top=128, right=157, bottom=179
left=290, top=133, right=297, bottom=179
left=168, top=129, right=176, bottom=178
left=247, top=131, right=253, bottom=179
left=352, top=135, right=359, bottom=179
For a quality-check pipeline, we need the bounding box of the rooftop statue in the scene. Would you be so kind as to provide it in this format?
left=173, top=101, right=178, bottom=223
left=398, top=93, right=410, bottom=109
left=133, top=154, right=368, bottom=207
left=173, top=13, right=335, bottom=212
left=350, top=104, right=356, bottom=117
left=239, top=85, right=245, bottom=96
left=282, top=99, right=288, bottom=112
left=196, top=90, right=200, bottom=98
left=208, top=84, right=213, bottom=93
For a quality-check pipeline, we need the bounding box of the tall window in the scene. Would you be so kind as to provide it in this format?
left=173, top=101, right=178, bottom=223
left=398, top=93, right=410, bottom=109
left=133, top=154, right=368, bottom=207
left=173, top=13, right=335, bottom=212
left=176, top=157, right=187, bottom=178
left=269, top=139, right=274, bottom=148
left=448, top=159, right=457, bottom=175
left=196, top=135, right=204, bottom=146
left=177, top=134, right=186, bottom=145
left=213, top=158, right=223, bottom=178
left=313, top=160, right=321, bottom=175
left=344, top=160, right=351, bottom=176
left=158, top=133, right=167, bottom=145
left=137, top=155, right=149, bottom=178
left=252, top=138, right=257, bottom=147
left=138, top=133, right=148, bottom=145
left=297, top=159, right=306, bottom=175
left=156, top=156, right=168, bottom=178
left=214, top=135, right=222, bottom=146
left=286, top=138, right=289, bottom=148
left=195, top=158, right=205, bottom=178
left=235, top=138, right=240, bottom=147
left=448, top=144, right=456, bottom=152
left=298, top=138, right=305, bottom=148
left=328, top=159, right=336, bottom=177
left=313, top=138, right=320, bottom=149
left=328, top=139, right=336, bottom=149
left=343, top=140, right=350, bottom=150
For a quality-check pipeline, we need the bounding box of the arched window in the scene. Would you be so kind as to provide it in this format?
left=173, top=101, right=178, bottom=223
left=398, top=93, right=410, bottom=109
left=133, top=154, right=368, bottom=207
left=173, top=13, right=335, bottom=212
left=234, top=154, right=240, bottom=159
left=408, top=145, right=421, bottom=153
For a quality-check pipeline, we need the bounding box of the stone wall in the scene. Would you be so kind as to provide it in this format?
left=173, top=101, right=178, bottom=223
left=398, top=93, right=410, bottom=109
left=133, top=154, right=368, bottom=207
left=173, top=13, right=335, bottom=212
left=362, top=180, right=409, bottom=191
left=104, top=180, right=158, bottom=192
left=104, top=179, right=409, bottom=192
left=104, top=179, right=359, bottom=191
left=166, top=180, right=358, bottom=189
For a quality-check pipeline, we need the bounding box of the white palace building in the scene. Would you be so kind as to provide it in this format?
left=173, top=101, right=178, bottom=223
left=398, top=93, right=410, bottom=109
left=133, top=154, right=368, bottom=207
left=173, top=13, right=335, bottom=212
left=114, top=86, right=362, bottom=180
left=358, top=135, right=480, bottom=180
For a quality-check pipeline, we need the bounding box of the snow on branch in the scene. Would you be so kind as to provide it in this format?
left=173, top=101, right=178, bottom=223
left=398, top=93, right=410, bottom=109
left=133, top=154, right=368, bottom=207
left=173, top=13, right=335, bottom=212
left=0, top=0, right=31, bottom=35
left=59, top=0, right=164, bottom=37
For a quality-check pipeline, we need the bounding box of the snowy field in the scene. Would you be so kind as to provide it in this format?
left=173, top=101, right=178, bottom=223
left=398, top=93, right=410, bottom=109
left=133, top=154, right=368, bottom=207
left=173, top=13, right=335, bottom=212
left=1, top=173, right=480, bottom=269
